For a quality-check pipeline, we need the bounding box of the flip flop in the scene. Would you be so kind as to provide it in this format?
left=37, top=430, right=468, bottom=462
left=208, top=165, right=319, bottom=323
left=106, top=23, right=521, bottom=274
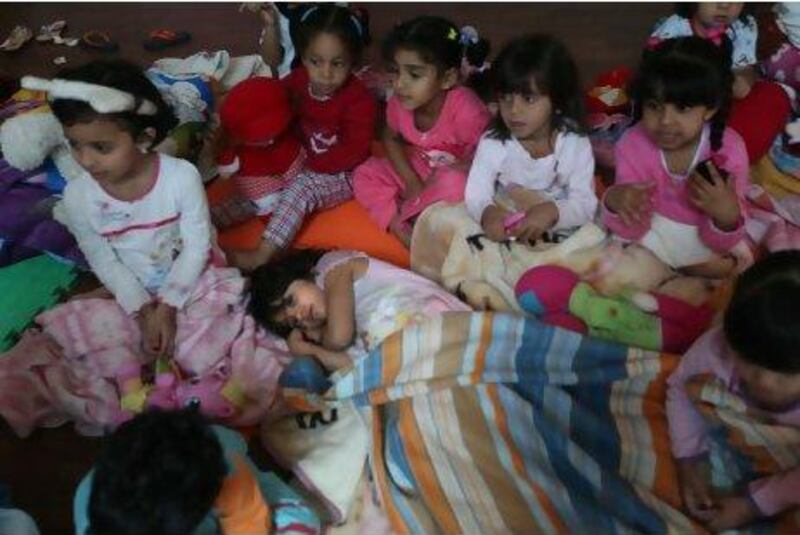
left=143, top=29, right=191, bottom=51
left=80, top=30, right=119, bottom=52
left=37, top=20, right=79, bottom=47
left=0, top=25, right=33, bottom=52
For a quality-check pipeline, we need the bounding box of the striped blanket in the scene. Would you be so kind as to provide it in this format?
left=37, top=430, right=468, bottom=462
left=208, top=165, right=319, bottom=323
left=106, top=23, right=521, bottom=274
left=318, top=312, right=799, bottom=534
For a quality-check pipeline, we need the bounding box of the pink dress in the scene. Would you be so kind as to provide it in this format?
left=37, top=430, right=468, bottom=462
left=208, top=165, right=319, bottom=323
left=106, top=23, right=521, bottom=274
left=353, top=86, right=491, bottom=230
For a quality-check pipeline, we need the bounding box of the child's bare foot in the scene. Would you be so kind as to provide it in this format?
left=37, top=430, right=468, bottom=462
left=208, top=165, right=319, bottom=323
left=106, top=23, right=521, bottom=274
left=226, top=240, right=278, bottom=272
left=389, top=216, right=412, bottom=248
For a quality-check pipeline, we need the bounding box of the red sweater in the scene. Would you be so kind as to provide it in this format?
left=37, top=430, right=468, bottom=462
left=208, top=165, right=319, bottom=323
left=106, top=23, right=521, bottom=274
left=284, top=67, right=377, bottom=174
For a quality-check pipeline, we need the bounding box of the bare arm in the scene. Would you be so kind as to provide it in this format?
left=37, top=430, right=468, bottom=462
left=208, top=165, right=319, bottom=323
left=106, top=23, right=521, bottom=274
left=287, top=329, right=352, bottom=372
left=257, top=4, right=282, bottom=75
left=320, top=259, right=364, bottom=351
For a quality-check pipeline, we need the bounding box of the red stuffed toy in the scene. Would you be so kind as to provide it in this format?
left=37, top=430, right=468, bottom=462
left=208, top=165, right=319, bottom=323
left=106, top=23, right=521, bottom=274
left=216, top=77, right=306, bottom=218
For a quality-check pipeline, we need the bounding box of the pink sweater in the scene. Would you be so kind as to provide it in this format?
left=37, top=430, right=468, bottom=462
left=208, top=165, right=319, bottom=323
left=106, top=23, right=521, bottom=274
left=666, top=326, right=800, bottom=516
left=602, top=123, right=749, bottom=253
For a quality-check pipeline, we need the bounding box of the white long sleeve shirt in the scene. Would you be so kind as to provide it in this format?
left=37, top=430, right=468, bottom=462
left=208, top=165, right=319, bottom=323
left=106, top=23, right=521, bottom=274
left=63, top=154, right=212, bottom=314
left=464, top=131, right=598, bottom=229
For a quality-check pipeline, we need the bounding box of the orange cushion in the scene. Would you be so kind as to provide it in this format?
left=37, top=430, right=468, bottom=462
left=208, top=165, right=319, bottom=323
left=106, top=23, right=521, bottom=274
left=206, top=179, right=410, bottom=268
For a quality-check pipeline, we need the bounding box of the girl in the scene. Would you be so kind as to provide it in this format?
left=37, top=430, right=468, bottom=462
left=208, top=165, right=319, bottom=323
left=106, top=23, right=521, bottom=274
left=666, top=250, right=800, bottom=531
left=6, top=60, right=284, bottom=434
left=603, top=36, right=750, bottom=277
left=231, top=4, right=377, bottom=270
left=465, top=34, right=597, bottom=245
left=648, top=2, right=791, bottom=163
left=249, top=249, right=470, bottom=382
left=353, top=16, right=492, bottom=247
left=45, top=59, right=206, bottom=358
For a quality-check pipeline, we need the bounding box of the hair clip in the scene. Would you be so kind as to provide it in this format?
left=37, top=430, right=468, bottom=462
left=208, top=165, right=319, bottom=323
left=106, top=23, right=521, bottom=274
left=459, top=25, right=479, bottom=47
left=349, top=13, right=363, bottom=37
left=447, top=27, right=459, bottom=41
left=300, top=5, right=363, bottom=38
left=300, top=5, right=318, bottom=23
left=21, top=76, right=157, bottom=115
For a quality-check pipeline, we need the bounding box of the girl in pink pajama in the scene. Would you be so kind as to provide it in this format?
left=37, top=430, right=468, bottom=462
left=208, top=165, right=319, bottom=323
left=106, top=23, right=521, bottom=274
left=353, top=16, right=491, bottom=246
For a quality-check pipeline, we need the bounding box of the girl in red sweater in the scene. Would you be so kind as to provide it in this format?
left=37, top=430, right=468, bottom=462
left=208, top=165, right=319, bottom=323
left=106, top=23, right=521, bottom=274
left=232, top=5, right=377, bottom=270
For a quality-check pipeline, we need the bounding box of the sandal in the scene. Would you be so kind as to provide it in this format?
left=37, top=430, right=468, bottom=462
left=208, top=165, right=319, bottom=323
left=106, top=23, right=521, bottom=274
left=36, top=20, right=78, bottom=47
left=143, top=29, right=191, bottom=51
left=80, top=30, right=119, bottom=52
left=0, top=25, right=33, bottom=52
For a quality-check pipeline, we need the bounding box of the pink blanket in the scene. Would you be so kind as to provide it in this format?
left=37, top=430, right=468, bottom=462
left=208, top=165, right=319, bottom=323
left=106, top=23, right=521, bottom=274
left=0, top=266, right=288, bottom=437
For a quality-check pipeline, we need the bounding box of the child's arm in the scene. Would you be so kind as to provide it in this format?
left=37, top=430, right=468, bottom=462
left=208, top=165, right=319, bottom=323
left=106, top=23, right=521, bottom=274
left=158, top=162, right=212, bottom=310
left=320, top=257, right=367, bottom=351
left=666, top=333, right=718, bottom=461
left=383, top=122, right=425, bottom=200
left=256, top=4, right=283, bottom=75
left=692, top=134, right=748, bottom=252
left=464, top=137, right=509, bottom=240
left=551, top=136, right=598, bottom=230
left=305, top=86, right=377, bottom=174
left=62, top=185, right=152, bottom=314
left=601, top=131, right=655, bottom=239
left=287, top=329, right=352, bottom=371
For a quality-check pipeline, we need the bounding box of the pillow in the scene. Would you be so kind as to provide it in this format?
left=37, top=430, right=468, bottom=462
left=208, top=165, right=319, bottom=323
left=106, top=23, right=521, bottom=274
left=206, top=178, right=410, bottom=268
left=259, top=401, right=369, bottom=525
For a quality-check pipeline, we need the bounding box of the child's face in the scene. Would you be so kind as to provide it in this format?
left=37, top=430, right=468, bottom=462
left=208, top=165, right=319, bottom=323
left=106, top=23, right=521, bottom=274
left=388, top=48, right=456, bottom=111
left=734, top=355, right=800, bottom=412
left=272, top=280, right=327, bottom=333
left=641, top=100, right=716, bottom=151
left=65, top=119, right=143, bottom=185
left=498, top=79, right=553, bottom=142
left=302, top=32, right=353, bottom=98
left=694, top=3, right=744, bottom=28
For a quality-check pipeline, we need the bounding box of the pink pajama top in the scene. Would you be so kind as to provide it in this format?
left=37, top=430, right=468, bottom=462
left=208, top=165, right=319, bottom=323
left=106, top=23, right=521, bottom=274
left=667, top=326, right=800, bottom=516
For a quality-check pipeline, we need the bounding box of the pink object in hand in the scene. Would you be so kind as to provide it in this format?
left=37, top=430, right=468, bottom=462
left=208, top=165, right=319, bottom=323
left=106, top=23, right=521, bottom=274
left=503, top=211, right=526, bottom=232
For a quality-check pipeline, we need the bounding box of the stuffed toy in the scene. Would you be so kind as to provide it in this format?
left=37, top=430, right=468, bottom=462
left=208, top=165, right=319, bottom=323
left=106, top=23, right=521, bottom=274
left=116, top=359, right=244, bottom=423
left=214, top=76, right=305, bottom=225
left=515, top=265, right=714, bottom=353
left=0, top=93, right=85, bottom=186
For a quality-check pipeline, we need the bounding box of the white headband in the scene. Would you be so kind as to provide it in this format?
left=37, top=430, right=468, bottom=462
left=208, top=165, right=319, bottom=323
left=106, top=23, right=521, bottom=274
left=21, top=76, right=157, bottom=116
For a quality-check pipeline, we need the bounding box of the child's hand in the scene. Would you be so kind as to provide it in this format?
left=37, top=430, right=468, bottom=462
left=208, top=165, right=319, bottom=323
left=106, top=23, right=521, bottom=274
left=137, top=303, right=161, bottom=357
left=688, top=165, right=740, bottom=231
left=287, top=328, right=321, bottom=357
left=677, top=458, right=716, bottom=523
left=258, top=3, right=279, bottom=26
left=732, top=68, right=756, bottom=100
left=706, top=495, right=760, bottom=532
left=401, top=175, right=425, bottom=202
left=605, top=183, right=655, bottom=227
left=155, top=303, right=177, bottom=358
left=512, top=202, right=559, bottom=245
left=480, top=205, right=512, bottom=242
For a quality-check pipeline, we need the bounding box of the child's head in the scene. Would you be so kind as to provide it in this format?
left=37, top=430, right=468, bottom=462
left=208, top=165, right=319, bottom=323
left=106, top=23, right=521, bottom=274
left=488, top=34, right=585, bottom=142
left=724, top=250, right=800, bottom=411
left=295, top=5, right=370, bottom=98
left=249, top=249, right=327, bottom=338
left=87, top=408, right=226, bottom=535
left=632, top=36, right=732, bottom=152
left=382, top=16, right=467, bottom=111
left=48, top=59, right=176, bottom=185
left=676, top=3, right=748, bottom=28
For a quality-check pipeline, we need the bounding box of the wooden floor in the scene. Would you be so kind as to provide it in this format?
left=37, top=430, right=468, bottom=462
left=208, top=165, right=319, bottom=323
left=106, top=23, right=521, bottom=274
left=0, top=2, right=670, bottom=84
left=0, top=2, right=672, bottom=532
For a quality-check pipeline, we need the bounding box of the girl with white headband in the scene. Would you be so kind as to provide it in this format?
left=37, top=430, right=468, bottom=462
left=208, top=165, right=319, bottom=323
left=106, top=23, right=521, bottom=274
left=32, top=59, right=215, bottom=359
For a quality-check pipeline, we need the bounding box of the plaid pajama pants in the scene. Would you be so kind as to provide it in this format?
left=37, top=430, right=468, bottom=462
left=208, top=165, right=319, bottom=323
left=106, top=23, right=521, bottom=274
left=263, top=170, right=353, bottom=248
